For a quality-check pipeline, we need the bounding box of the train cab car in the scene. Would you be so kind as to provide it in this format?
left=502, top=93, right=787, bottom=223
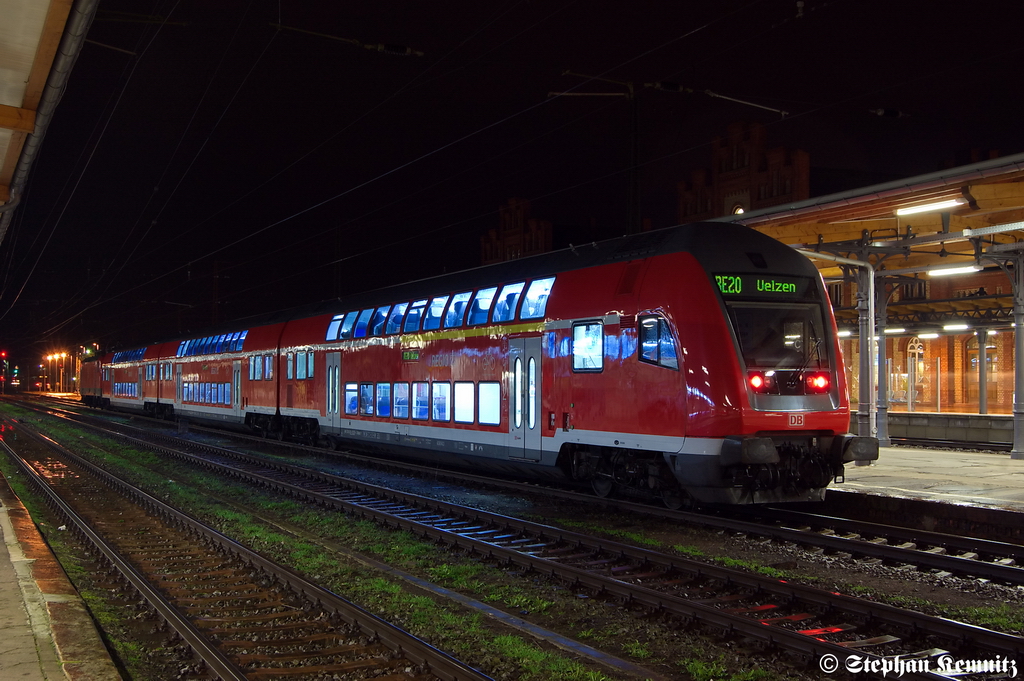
left=82, top=221, right=875, bottom=506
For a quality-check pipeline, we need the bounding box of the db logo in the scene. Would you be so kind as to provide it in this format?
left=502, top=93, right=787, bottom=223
left=788, top=413, right=804, bottom=427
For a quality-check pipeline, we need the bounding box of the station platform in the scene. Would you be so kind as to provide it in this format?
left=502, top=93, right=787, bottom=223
left=0, top=472, right=120, bottom=680
left=841, top=445, right=1024, bottom=512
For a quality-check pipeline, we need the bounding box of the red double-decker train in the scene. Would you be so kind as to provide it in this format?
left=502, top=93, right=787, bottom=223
left=80, top=222, right=877, bottom=506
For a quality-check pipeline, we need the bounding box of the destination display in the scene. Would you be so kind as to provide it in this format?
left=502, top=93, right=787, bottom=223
left=714, top=273, right=816, bottom=299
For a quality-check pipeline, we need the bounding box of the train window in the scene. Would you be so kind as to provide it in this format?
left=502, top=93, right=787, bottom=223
left=454, top=382, right=474, bottom=424
left=326, top=314, right=345, bottom=341
left=444, top=292, right=472, bottom=328
left=359, top=383, right=374, bottom=415
left=467, top=287, right=497, bottom=325
left=177, top=341, right=186, bottom=357
left=386, top=303, right=409, bottom=335
left=214, top=335, right=225, bottom=353
left=479, top=382, right=500, bottom=425
left=492, top=282, right=525, bottom=323
left=528, top=357, right=537, bottom=429
left=404, top=299, right=428, bottom=333
left=432, top=382, right=451, bottom=421
left=727, top=303, right=826, bottom=370
left=521, top=277, right=555, bottom=319
left=639, top=316, right=679, bottom=370
left=264, top=355, right=274, bottom=380
left=412, top=382, right=430, bottom=420
left=146, top=365, right=155, bottom=380
left=376, top=383, right=391, bottom=417
left=344, top=383, right=358, bottom=415
left=513, top=358, right=523, bottom=427
left=353, top=309, right=374, bottom=338
left=287, top=353, right=294, bottom=380
left=248, top=358, right=257, bottom=380
left=339, top=312, right=359, bottom=340
left=370, top=306, right=391, bottom=336
left=423, top=296, right=449, bottom=331
left=572, top=322, right=604, bottom=372
left=306, top=352, right=314, bottom=379
left=223, top=382, right=231, bottom=405
left=393, top=382, right=410, bottom=418
left=296, top=352, right=307, bottom=380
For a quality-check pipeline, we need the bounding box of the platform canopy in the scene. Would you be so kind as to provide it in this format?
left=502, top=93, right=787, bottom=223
left=727, top=153, right=1024, bottom=283
left=725, top=154, right=1024, bottom=457
left=0, top=0, right=90, bottom=246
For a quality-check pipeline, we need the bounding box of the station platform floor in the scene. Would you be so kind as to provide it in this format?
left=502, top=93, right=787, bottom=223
left=0, top=472, right=120, bottom=680
left=841, top=445, right=1024, bottom=512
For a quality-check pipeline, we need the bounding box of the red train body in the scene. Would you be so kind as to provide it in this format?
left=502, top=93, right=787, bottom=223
left=80, top=222, right=877, bottom=505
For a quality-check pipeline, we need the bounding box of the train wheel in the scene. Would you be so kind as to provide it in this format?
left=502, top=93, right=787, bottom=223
left=662, top=489, right=688, bottom=510
left=591, top=478, right=615, bottom=498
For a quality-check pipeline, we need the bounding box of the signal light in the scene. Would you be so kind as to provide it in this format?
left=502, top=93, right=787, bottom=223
left=804, top=372, right=830, bottom=394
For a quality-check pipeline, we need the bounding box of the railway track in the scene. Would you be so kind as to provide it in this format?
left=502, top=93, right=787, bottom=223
left=32, top=397, right=1024, bottom=585
left=1, top=421, right=491, bottom=681
left=18, top=406, right=1024, bottom=680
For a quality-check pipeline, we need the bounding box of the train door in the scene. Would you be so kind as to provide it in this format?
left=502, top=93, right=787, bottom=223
left=509, top=337, right=541, bottom=460
left=325, top=352, right=341, bottom=429
left=232, top=360, right=242, bottom=416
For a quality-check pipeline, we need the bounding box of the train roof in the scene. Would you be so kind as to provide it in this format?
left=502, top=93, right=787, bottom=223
left=110, top=221, right=810, bottom=354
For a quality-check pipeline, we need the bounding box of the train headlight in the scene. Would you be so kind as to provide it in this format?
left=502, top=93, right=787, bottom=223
left=804, top=372, right=830, bottom=394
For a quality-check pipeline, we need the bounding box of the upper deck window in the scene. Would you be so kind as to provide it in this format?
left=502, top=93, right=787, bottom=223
left=338, top=312, right=359, bottom=340
left=467, top=287, right=497, bottom=325
left=386, top=303, right=409, bottom=335
left=370, top=306, right=391, bottom=336
left=444, top=292, right=472, bottom=328
left=326, top=314, right=344, bottom=341
left=521, top=277, right=555, bottom=319
left=353, top=309, right=374, bottom=338
left=492, top=282, right=525, bottom=323
left=404, top=299, right=428, bottom=333
left=423, top=296, right=449, bottom=331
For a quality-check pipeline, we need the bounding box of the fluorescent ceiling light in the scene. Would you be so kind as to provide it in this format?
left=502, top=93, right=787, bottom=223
left=929, top=264, right=982, bottom=277
left=943, top=323, right=970, bottom=331
left=895, top=199, right=964, bottom=216
left=884, top=328, right=905, bottom=334
left=837, top=330, right=852, bottom=337
left=919, top=333, right=939, bottom=339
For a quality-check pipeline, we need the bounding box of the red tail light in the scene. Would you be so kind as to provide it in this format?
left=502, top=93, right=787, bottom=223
left=748, top=371, right=776, bottom=393
left=804, top=372, right=830, bottom=394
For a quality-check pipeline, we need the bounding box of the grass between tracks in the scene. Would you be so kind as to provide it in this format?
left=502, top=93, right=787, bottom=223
left=2, top=404, right=784, bottom=681
left=7, top=404, right=1021, bottom=678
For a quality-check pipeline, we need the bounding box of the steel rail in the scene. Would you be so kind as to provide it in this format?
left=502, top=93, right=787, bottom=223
left=7, top=422, right=493, bottom=681
left=63, top=419, right=1024, bottom=675
left=0, top=437, right=250, bottom=681
left=736, top=506, right=1024, bottom=566
left=32, top=401, right=1024, bottom=582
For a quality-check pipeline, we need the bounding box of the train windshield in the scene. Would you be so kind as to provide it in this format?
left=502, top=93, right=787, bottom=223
left=726, top=303, right=828, bottom=370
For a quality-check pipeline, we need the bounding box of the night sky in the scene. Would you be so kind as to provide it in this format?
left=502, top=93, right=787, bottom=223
left=3, top=0, right=1023, bottom=367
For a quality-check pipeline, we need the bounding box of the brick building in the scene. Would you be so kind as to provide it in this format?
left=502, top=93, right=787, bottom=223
left=480, top=198, right=553, bottom=265
left=677, top=122, right=809, bottom=221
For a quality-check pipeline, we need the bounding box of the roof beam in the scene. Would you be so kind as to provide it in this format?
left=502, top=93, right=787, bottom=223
left=0, top=104, right=36, bottom=134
